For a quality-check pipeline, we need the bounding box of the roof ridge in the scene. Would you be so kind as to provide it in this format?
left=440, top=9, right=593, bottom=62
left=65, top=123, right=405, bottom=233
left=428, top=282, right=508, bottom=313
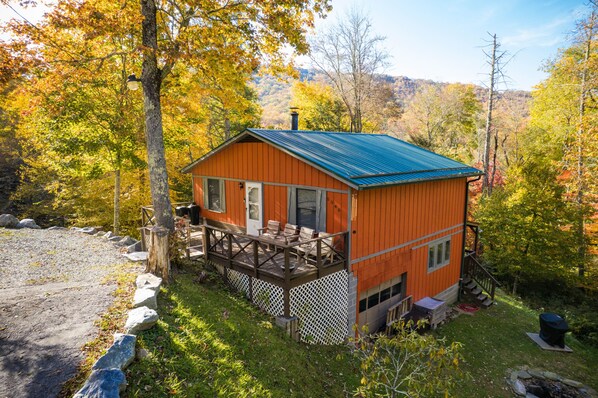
left=247, top=128, right=388, bottom=137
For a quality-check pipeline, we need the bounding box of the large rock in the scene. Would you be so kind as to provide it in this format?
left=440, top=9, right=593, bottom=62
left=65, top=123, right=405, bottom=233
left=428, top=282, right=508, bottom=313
left=108, top=235, right=122, bottom=242
left=124, top=306, right=158, bottom=335
left=81, top=227, right=98, bottom=235
left=92, top=333, right=136, bottom=371
left=127, top=241, right=142, bottom=253
left=133, top=288, right=158, bottom=310
left=124, top=252, right=148, bottom=262
left=116, top=236, right=137, bottom=247
left=47, top=226, right=67, bottom=231
left=0, top=214, right=19, bottom=228
left=16, top=218, right=40, bottom=229
left=136, top=273, right=162, bottom=291
left=103, top=231, right=113, bottom=239
left=73, top=368, right=126, bottom=398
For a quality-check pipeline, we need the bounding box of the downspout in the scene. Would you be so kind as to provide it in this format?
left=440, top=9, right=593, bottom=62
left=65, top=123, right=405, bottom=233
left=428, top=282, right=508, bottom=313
left=459, top=175, right=482, bottom=301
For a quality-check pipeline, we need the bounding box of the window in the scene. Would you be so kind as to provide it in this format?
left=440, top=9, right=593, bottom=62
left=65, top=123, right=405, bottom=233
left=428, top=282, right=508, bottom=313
left=428, top=236, right=451, bottom=271
left=204, top=178, right=225, bottom=212
left=296, top=188, right=317, bottom=229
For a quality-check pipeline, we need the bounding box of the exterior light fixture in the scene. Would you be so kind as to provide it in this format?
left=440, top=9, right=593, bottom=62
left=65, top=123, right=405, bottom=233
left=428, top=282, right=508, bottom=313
left=126, top=74, right=141, bottom=91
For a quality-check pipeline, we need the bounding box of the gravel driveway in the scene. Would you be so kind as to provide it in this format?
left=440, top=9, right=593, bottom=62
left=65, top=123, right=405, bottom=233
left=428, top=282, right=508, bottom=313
left=0, top=228, right=140, bottom=398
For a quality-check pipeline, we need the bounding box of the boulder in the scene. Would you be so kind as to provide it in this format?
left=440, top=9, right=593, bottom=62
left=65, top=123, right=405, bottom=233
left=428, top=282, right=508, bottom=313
left=124, top=306, right=158, bottom=335
left=16, top=218, right=40, bottom=229
left=103, top=231, right=114, bottom=239
left=73, top=368, right=126, bottom=398
left=81, top=227, right=98, bottom=235
left=133, top=288, right=158, bottom=310
left=127, top=241, right=142, bottom=253
left=124, top=252, right=148, bottom=262
left=47, top=226, right=67, bottom=231
left=136, top=273, right=162, bottom=291
left=108, top=235, right=122, bottom=242
left=512, top=379, right=526, bottom=396
left=117, top=236, right=137, bottom=247
left=0, top=214, right=19, bottom=228
left=92, top=333, right=136, bottom=371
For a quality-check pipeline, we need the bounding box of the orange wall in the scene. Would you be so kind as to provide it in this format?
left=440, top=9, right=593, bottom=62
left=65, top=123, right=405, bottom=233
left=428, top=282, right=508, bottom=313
left=351, top=178, right=467, bottom=301
left=191, top=141, right=349, bottom=233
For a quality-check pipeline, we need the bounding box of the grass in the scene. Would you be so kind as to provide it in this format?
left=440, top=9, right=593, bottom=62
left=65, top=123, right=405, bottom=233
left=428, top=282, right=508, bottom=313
left=59, top=263, right=139, bottom=397
left=436, top=292, right=598, bottom=397
left=123, top=266, right=360, bottom=398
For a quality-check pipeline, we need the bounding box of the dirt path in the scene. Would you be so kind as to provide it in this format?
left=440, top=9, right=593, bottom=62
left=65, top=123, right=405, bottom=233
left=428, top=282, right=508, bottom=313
left=0, top=228, right=140, bottom=398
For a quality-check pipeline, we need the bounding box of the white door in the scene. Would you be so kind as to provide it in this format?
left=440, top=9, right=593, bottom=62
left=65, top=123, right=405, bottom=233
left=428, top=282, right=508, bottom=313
left=245, top=182, right=263, bottom=235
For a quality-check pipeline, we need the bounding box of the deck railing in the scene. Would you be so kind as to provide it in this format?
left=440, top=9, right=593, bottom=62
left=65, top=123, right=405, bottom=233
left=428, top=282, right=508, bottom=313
left=204, top=225, right=349, bottom=315
left=463, top=253, right=499, bottom=301
left=141, top=202, right=192, bottom=227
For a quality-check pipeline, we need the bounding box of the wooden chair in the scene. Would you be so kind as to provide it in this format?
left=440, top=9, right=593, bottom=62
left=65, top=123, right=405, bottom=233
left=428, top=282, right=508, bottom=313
left=257, top=220, right=280, bottom=240
left=278, top=223, right=300, bottom=244
left=295, top=229, right=338, bottom=265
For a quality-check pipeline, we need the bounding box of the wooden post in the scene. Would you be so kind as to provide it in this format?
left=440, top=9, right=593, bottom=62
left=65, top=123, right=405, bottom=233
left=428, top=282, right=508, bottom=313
left=316, top=239, right=322, bottom=278
left=253, top=240, right=259, bottom=277
left=227, top=233, right=233, bottom=268
left=203, top=224, right=210, bottom=260
left=146, top=225, right=170, bottom=282
left=284, top=247, right=291, bottom=317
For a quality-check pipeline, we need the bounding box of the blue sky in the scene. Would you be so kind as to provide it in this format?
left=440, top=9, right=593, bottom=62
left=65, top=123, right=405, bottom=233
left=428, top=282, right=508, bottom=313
left=307, top=0, right=589, bottom=90
left=1, top=0, right=589, bottom=91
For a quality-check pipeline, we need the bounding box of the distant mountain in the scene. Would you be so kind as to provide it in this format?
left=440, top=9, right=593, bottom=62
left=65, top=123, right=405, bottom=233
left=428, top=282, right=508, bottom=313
left=253, top=68, right=531, bottom=129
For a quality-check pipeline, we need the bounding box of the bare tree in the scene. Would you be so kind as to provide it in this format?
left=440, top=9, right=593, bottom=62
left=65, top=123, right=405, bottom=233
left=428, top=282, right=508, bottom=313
left=310, top=8, right=389, bottom=133
left=481, top=33, right=509, bottom=195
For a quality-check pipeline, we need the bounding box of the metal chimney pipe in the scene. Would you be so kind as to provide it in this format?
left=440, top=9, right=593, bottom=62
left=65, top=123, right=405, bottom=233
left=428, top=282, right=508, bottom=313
left=290, top=107, right=299, bottom=131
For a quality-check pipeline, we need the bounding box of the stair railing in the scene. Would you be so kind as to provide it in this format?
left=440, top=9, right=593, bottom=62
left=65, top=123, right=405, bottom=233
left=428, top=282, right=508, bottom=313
left=463, top=253, right=499, bottom=301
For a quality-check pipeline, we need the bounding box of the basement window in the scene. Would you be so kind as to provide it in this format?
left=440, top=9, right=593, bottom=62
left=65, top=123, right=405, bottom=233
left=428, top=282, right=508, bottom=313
left=428, top=237, right=451, bottom=272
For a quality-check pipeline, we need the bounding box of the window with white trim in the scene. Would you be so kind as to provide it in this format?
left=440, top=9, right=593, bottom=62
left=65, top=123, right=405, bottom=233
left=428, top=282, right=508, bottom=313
left=428, top=237, right=451, bottom=271
left=204, top=178, right=226, bottom=212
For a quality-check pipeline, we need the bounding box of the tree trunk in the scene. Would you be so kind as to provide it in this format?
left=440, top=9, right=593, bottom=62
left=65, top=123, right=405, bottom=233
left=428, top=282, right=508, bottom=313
left=113, top=168, right=121, bottom=235
left=575, top=15, right=593, bottom=277
left=141, top=0, right=174, bottom=232
left=146, top=225, right=170, bottom=282
left=482, top=34, right=497, bottom=195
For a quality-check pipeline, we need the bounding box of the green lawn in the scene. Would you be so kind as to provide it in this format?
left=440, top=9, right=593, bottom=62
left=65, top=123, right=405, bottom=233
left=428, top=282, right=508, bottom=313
left=436, top=292, right=598, bottom=397
left=123, top=268, right=360, bottom=397
left=123, top=266, right=598, bottom=398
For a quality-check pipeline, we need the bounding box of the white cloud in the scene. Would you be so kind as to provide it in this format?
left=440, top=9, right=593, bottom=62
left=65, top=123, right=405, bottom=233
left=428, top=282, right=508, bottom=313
left=503, top=10, right=581, bottom=48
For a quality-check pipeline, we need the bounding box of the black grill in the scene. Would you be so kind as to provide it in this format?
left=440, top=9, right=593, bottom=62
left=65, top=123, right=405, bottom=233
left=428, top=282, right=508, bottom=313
left=539, top=313, right=569, bottom=348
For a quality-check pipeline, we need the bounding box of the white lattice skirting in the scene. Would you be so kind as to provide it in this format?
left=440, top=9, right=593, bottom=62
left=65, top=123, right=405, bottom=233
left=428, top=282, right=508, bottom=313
left=290, top=270, right=349, bottom=344
left=225, top=269, right=349, bottom=345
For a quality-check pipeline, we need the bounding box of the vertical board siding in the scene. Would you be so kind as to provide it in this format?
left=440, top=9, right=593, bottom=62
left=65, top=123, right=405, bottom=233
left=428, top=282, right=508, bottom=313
left=191, top=141, right=349, bottom=232
left=351, top=178, right=467, bottom=303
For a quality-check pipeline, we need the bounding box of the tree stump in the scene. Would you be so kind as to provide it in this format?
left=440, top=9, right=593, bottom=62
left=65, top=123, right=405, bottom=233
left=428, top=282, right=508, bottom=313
left=146, top=226, right=170, bottom=282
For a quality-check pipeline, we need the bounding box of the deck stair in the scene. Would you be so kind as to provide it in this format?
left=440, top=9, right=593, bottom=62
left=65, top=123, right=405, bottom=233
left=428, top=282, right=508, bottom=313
left=462, top=276, right=493, bottom=308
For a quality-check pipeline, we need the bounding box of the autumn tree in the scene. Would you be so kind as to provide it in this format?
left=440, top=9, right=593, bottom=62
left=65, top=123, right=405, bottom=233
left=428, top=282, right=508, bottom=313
left=291, top=79, right=351, bottom=131
left=530, top=4, right=598, bottom=277
left=310, top=7, right=389, bottom=133
left=475, top=149, right=579, bottom=294
left=401, top=83, right=481, bottom=162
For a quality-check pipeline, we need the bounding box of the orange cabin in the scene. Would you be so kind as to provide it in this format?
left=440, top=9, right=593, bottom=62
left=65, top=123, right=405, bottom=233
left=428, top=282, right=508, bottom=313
left=183, top=128, right=482, bottom=336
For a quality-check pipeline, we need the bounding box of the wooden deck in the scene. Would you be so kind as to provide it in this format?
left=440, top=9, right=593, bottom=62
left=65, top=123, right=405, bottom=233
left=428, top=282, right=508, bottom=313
left=204, top=225, right=349, bottom=290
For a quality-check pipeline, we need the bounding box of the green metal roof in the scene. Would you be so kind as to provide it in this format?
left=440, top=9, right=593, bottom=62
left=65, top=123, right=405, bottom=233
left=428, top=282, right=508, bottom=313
left=182, top=128, right=483, bottom=189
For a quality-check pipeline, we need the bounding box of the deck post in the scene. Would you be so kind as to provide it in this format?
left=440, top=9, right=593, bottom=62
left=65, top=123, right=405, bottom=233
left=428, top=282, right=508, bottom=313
left=343, top=232, right=349, bottom=269
left=227, top=233, right=233, bottom=269
left=284, top=247, right=291, bottom=317
left=253, top=240, right=259, bottom=277
left=316, top=239, right=322, bottom=278
left=203, top=225, right=210, bottom=261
